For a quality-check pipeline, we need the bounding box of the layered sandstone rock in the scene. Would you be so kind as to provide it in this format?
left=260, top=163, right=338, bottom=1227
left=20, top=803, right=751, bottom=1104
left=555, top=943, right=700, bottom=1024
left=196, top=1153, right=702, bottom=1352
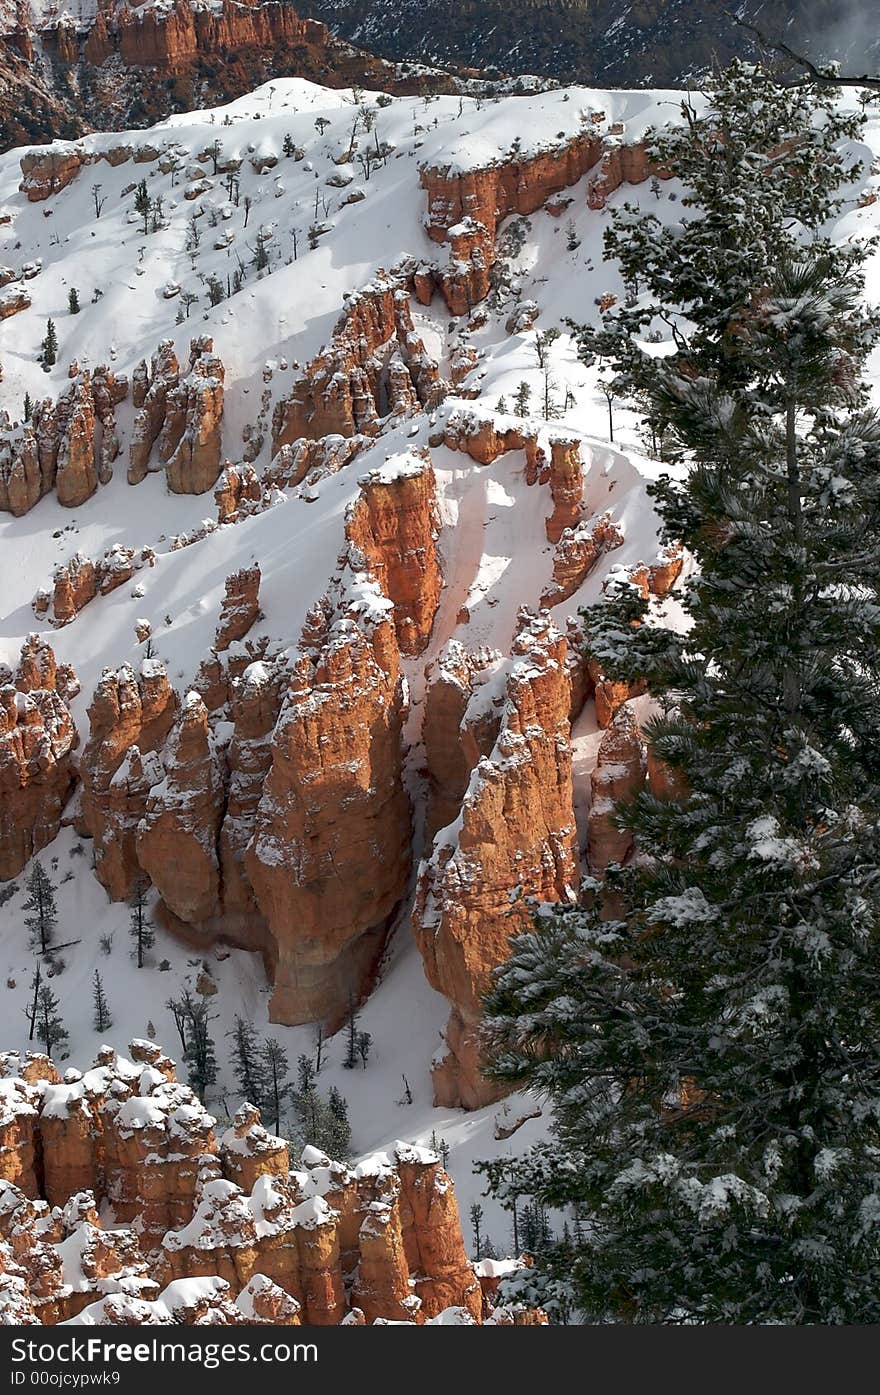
left=422, top=640, right=504, bottom=841
left=271, top=276, right=444, bottom=454
left=35, top=544, right=155, bottom=627
left=128, top=340, right=180, bottom=485
left=421, top=132, right=662, bottom=314
left=345, top=450, right=442, bottom=657
left=214, top=462, right=262, bottom=523
left=136, top=691, right=226, bottom=925
left=247, top=579, right=411, bottom=1027
left=162, top=338, right=226, bottom=495
left=0, top=367, right=127, bottom=515
left=0, top=639, right=78, bottom=881
left=442, top=407, right=539, bottom=469
left=77, top=660, right=178, bottom=901
left=219, top=1104, right=289, bottom=1194
left=545, top=437, right=584, bottom=544
left=215, top=567, right=261, bottom=653
left=587, top=702, right=645, bottom=875
left=0, top=1046, right=488, bottom=1327
left=541, top=512, right=623, bottom=606
left=414, top=610, right=579, bottom=1108
left=19, top=146, right=86, bottom=201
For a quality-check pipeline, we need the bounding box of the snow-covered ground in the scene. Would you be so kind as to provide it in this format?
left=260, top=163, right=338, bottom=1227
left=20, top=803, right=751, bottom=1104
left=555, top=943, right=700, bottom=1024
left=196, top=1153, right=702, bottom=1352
left=2, top=75, right=878, bottom=1250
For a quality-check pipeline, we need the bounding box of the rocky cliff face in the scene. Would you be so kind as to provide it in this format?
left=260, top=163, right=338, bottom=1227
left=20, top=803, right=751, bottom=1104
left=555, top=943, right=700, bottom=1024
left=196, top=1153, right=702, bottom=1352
left=0, top=1042, right=490, bottom=1326
left=271, top=275, right=445, bottom=455
left=77, top=661, right=179, bottom=902
left=0, top=367, right=127, bottom=516
left=0, top=0, right=466, bottom=154
left=414, top=610, right=579, bottom=1109
left=0, top=637, right=78, bottom=880
left=247, top=579, right=412, bottom=1028
left=345, top=449, right=442, bottom=657
left=129, top=336, right=224, bottom=494
left=419, top=132, right=662, bottom=315
left=298, top=0, right=846, bottom=97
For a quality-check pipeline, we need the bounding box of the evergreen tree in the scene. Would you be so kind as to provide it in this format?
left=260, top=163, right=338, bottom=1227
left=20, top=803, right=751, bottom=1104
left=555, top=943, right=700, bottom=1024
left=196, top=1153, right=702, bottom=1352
left=92, top=969, right=112, bottom=1034
left=129, top=876, right=154, bottom=968
left=469, top=1203, right=484, bottom=1260
left=481, top=69, right=880, bottom=1324
left=23, top=392, right=32, bottom=422
left=23, top=964, right=41, bottom=1041
left=512, top=380, right=531, bottom=416
left=356, top=1029, right=372, bottom=1068
left=282, top=132, right=295, bottom=157
left=343, top=992, right=358, bottom=1069
left=180, top=991, right=217, bottom=1102
left=261, top=1037, right=290, bottom=1134
left=39, top=319, right=58, bottom=371
left=230, top=1016, right=266, bottom=1108
left=23, top=862, right=57, bottom=955
left=134, top=179, right=150, bottom=236
left=35, top=984, right=68, bottom=1059
left=68, top=288, right=80, bottom=315
left=325, top=1086, right=352, bottom=1159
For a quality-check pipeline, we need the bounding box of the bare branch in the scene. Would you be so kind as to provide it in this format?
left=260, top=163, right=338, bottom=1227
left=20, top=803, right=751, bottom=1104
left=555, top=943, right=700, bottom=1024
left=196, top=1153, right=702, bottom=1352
left=727, top=12, right=880, bottom=91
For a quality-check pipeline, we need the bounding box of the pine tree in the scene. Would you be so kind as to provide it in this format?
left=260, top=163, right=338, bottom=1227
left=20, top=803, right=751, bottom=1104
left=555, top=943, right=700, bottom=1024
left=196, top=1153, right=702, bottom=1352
left=23, top=862, right=57, bottom=956
left=134, top=179, right=150, bottom=236
left=230, top=1016, right=266, bottom=1108
left=469, top=1203, right=484, bottom=1260
left=512, top=380, right=531, bottom=416
left=481, top=69, right=880, bottom=1325
left=129, top=876, right=154, bottom=968
left=343, top=992, right=358, bottom=1069
left=356, top=1030, right=372, bottom=1068
left=282, top=132, right=295, bottom=157
left=35, top=984, right=68, bottom=1059
left=23, top=392, right=32, bottom=422
left=180, top=991, right=217, bottom=1102
left=39, top=319, right=57, bottom=371
left=92, top=969, right=112, bottom=1034
left=261, top=1037, right=289, bottom=1134
left=23, top=964, right=41, bottom=1041
left=324, top=1086, right=351, bottom=1159
left=68, top=288, right=80, bottom=315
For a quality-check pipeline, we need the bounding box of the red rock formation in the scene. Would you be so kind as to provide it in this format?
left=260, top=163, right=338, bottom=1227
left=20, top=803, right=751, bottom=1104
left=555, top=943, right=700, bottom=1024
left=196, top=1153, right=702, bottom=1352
left=541, top=512, right=624, bottom=606
left=352, top=1187, right=420, bottom=1324
left=19, top=146, right=85, bottom=201
left=414, top=610, right=579, bottom=1108
left=0, top=639, right=78, bottom=881
left=220, top=1104, right=289, bottom=1194
left=128, top=339, right=180, bottom=485
left=396, top=1144, right=482, bottom=1320
left=214, top=462, right=261, bottom=523
left=0, top=286, right=30, bottom=318
left=587, top=702, right=645, bottom=875
left=161, top=337, right=225, bottom=495
left=422, top=641, right=504, bottom=841
left=245, top=580, right=410, bottom=1028
left=136, top=692, right=226, bottom=925
left=421, top=133, right=664, bottom=314
left=442, top=407, right=538, bottom=469
left=271, top=276, right=444, bottom=454
left=54, top=374, right=98, bottom=508
left=0, top=1051, right=485, bottom=1327
left=77, top=660, right=178, bottom=901
left=544, top=437, right=584, bottom=543
left=345, top=450, right=441, bottom=657
left=0, top=424, right=41, bottom=515
left=215, top=567, right=261, bottom=653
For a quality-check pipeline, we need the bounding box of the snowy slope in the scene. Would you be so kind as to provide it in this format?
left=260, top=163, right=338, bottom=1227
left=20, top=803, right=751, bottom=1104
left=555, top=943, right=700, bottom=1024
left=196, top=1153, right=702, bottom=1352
left=1, top=76, right=878, bottom=1250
